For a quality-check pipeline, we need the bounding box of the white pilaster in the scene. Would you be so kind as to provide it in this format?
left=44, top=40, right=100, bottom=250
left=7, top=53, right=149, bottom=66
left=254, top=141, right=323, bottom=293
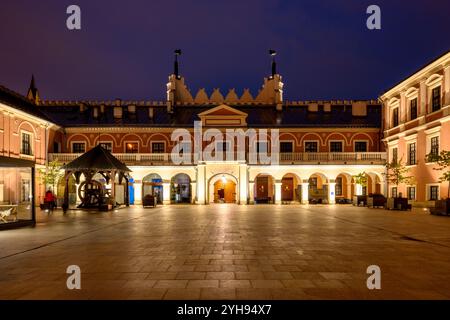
left=190, top=182, right=197, bottom=204
left=419, top=80, right=427, bottom=115
left=444, top=65, right=450, bottom=105
left=328, top=181, right=336, bottom=204
left=134, top=182, right=142, bottom=204
left=275, top=181, right=282, bottom=205
left=301, top=180, right=309, bottom=204
left=196, top=164, right=206, bottom=204
left=162, top=182, right=171, bottom=205
left=249, top=182, right=254, bottom=204
left=239, top=164, right=248, bottom=204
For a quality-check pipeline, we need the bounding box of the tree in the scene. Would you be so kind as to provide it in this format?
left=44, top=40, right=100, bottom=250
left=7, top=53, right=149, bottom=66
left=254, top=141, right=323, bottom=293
left=426, top=150, right=450, bottom=198
left=38, top=160, right=63, bottom=193
left=353, top=172, right=368, bottom=186
left=383, top=157, right=414, bottom=197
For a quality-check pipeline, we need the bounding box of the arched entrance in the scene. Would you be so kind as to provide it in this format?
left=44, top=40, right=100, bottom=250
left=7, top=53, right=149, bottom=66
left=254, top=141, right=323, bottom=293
left=142, top=173, right=163, bottom=204
left=208, top=174, right=238, bottom=203
left=254, top=174, right=275, bottom=204
left=171, top=173, right=191, bottom=204
left=335, top=173, right=352, bottom=204
left=281, top=173, right=301, bottom=202
left=308, top=173, right=328, bottom=204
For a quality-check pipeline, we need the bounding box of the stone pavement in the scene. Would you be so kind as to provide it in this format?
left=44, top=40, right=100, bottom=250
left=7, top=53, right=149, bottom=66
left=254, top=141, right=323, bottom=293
left=0, top=204, right=450, bottom=300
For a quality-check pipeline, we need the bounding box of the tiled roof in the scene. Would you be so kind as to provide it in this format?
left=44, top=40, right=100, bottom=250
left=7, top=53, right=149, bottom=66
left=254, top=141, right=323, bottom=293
left=0, top=85, right=53, bottom=122
left=39, top=103, right=382, bottom=128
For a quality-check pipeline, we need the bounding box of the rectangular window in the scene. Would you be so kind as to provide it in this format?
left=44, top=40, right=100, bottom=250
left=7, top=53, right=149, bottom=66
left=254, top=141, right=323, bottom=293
left=430, top=136, right=439, bottom=157
left=151, top=142, right=165, bottom=153
left=391, top=187, right=398, bottom=198
left=407, top=187, right=416, bottom=201
left=432, top=86, right=441, bottom=112
left=355, top=141, right=367, bottom=152
left=330, top=141, right=343, bottom=152
left=335, top=177, right=343, bottom=196
left=410, top=98, right=418, bottom=120
left=305, top=141, right=318, bottom=153
left=280, top=141, right=293, bottom=153
left=392, top=147, right=398, bottom=163
left=72, top=142, right=85, bottom=153
left=21, top=132, right=32, bottom=156
left=125, top=142, right=138, bottom=153
left=392, top=108, right=399, bottom=127
left=430, top=186, right=439, bottom=201
left=408, top=143, right=416, bottom=165
left=99, top=142, right=112, bottom=152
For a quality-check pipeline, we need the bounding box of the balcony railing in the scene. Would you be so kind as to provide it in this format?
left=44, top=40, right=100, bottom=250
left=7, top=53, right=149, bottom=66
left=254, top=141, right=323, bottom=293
left=49, top=152, right=386, bottom=165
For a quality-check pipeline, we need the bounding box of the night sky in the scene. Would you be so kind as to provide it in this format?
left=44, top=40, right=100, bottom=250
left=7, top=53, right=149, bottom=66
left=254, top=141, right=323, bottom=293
left=0, top=0, right=449, bottom=101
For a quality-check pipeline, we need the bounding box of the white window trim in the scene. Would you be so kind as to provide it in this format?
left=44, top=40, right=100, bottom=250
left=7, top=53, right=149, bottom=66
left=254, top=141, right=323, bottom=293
left=151, top=141, right=167, bottom=153
left=406, top=140, right=417, bottom=167
left=20, top=129, right=34, bottom=157
left=71, top=141, right=86, bottom=154
left=425, top=128, right=440, bottom=164
left=124, top=141, right=140, bottom=153
left=389, top=146, right=399, bottom=163
left=426, top=183, right=440, bottom=201
left=407, top=95, right=419, bottom=121
left=304, top=140, right=319, bottom=153
left=353, top=140, right=369, bottom=152
left=391, top=186, right=398, bottom=198
left=428, top=82, right=442, bottom=114
left=406, top=185, right=417, bottom=201
left=391, top=105, right=400, bottom=128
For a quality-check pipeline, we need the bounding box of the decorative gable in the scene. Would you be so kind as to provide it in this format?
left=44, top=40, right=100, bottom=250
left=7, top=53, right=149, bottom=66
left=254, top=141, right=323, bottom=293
left=198, top=104, right=248, bottom=126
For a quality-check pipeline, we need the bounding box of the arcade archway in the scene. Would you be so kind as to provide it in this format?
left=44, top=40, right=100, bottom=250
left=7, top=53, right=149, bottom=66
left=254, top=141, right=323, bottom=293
left=208, top=174, right=238, bottom=203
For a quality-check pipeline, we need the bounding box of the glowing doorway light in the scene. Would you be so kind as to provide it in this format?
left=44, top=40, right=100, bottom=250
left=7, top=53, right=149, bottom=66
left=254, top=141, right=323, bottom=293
left=221, top=175, right=227, bottom=183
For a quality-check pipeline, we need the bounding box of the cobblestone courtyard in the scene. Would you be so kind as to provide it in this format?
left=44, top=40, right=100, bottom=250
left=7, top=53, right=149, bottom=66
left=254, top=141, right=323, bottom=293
left=1, top=204, right=450, bottom=300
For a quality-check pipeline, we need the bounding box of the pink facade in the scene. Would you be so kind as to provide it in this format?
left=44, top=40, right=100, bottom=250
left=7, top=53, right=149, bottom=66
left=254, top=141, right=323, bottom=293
left=381, top=51, right=450, bottom=206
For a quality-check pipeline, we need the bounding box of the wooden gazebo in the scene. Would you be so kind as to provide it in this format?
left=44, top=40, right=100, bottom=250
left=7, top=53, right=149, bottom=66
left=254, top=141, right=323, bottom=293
left=61, top=145, right=131, bottom=212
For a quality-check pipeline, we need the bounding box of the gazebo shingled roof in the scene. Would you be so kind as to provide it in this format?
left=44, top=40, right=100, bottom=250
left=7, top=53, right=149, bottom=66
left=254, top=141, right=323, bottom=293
left=62, top=145, right=131, bottom=172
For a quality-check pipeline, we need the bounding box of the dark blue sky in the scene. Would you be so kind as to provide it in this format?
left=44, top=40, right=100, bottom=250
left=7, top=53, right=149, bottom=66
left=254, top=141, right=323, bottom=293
left=0, top=0, right=449, bottom=101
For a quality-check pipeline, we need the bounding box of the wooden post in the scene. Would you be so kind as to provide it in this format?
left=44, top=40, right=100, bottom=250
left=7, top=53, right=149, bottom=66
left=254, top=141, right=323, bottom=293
left=62, top=171, right=70, bottom=213
left=125, top=176, right=130, bottom=207
left=110, top=170, right=116, bottom=207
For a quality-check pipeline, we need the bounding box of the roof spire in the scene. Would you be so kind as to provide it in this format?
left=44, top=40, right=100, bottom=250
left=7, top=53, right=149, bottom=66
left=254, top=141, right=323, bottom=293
left=27, top=74, right=40, bottom=105
left=174, top=49, right=182, bottom=79
left=269, top=49, right=277, bottom=78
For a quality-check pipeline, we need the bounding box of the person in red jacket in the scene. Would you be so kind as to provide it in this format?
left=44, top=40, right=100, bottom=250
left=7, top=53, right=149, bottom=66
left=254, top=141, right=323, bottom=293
left=44, top=189, right=56, bottom=211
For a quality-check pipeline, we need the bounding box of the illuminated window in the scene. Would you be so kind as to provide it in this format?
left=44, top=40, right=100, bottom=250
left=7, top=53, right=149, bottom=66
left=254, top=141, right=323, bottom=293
left=335, top=177, right=343, bottom=196
left=391, top=187, right=397, bottom=198
left=125, top=142, right=138, bottom=153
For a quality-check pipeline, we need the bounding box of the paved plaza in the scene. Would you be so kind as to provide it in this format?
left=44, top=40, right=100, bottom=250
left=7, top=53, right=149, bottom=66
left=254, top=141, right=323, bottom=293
left=1, top=204, right=450, bottom=300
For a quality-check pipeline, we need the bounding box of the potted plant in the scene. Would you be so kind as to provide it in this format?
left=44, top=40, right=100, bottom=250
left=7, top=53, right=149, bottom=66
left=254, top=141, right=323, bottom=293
left=352, top=172, right=368, bottom=206
left=383, top=157, right=413, bottom=210
left=426, top=150, right=450, bottom=215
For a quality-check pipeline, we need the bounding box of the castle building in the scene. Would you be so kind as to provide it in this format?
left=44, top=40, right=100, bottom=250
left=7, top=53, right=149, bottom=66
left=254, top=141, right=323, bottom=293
left=41, top=54, right=386, bottom=208
left=2, top=50, right=448, bottom=227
